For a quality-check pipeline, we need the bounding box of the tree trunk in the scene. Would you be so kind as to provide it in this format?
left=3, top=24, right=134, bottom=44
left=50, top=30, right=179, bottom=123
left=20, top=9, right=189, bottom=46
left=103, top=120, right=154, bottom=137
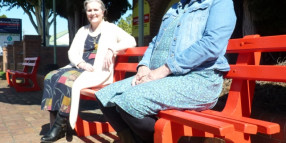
left=25, top=0, right=52, bottom=46
left=66, top=0, right=79, bottom=45
left=67, top=15, right=75, bottom=45
left=44, top=7, right=51, bottom=46
left=230, top=0, right=243, bottom=38
left=242, top=0, right=256, bottom=36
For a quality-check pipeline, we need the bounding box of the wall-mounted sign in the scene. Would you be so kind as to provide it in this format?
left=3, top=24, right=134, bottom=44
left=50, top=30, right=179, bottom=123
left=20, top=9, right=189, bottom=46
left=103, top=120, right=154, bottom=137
left=0, top=18, right=22, bottom=46
left=132, top=0, right=150, bottom=37
left=0, top=18, right=21, bottom=34
left=0, top=34, right=21, bottom=46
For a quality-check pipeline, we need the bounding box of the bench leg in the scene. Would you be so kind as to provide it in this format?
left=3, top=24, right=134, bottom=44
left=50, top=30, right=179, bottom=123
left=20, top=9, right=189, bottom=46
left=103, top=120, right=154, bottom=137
left=224, top=131, right=251, bottom=143
left=29, top=76, right=41, bottom=91
left=6, top=71, right=13, bottom=87
left=11, top=75, right=25, bottom=92
left=154, top=118, right=200, bottom=143
left=11, top=75, right=41, bottom=92
left=74, top=115, right=115, bottom=137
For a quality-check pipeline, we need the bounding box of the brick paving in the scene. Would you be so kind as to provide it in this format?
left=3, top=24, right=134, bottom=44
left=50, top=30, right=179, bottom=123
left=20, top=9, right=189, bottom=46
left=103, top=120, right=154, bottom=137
left=1, top=76, right=286, bottom=143
left=0, top=78, right=119, bottom=143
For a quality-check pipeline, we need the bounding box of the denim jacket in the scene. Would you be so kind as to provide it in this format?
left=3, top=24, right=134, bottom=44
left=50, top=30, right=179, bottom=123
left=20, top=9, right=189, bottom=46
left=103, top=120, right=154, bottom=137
left=138, top=0, right=236, bottom=75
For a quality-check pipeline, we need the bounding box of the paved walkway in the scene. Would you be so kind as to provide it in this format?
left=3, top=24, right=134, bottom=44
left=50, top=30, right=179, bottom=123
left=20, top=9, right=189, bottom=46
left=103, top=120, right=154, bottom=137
left=1, top=76, right=285, bottom=143
left=0, top=78, right=119, bottom=143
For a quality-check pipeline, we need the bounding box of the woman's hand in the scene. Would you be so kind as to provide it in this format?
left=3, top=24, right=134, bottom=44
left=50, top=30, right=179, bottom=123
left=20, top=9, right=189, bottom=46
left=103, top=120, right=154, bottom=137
left=78, top=62, right=94, bottom=72
left=103, top=48, right=115, bottom=70
left=132, top=65, right=171, bottom=86
left=132, top=66, right=151, bottom=86
left=132, top=64, right=171, bottom=86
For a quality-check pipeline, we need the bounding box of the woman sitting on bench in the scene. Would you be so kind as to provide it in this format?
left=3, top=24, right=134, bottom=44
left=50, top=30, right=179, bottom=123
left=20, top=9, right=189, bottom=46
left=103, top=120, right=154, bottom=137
left=40, top=0, right=136, bottom=142
left=95, top=0, right=236, bottom=142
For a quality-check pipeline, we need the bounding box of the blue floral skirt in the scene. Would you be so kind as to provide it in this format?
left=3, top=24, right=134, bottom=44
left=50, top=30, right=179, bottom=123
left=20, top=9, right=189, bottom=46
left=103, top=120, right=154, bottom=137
left=96, top=70, right=223, bottom=119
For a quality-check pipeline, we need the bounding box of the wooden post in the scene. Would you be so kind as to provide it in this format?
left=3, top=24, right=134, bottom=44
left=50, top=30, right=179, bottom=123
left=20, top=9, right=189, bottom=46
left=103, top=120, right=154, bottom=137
left=2, top=47, right=7, bottom=72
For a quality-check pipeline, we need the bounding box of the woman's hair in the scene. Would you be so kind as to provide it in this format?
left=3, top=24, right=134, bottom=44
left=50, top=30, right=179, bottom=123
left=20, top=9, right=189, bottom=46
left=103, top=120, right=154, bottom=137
left=83, top=0, right=106, bottom=12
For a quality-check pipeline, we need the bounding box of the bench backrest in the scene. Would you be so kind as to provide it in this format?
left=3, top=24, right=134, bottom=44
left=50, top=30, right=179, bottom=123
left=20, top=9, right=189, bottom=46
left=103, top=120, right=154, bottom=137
left=114, top=46, right=148, bottom=81
left=22, top=57, right=40, bottom=74
left=114, top=35, right=286, bottom=83
left=226, top=34, right=286, bottom=82
left=114, top=34, right=286, bottom=118
left=223, top=34, right=286, bottom=117
left=114, top=35, right=286, bottom=82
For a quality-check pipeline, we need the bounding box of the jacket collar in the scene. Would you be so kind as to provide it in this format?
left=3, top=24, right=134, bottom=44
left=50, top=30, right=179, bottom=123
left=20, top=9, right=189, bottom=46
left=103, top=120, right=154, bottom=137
left=180, top=0, right=205, bottom=6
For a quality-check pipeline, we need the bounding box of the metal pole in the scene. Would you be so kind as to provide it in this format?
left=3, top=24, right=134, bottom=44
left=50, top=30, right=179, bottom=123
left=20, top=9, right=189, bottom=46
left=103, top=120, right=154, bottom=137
left=42, top=0, right=46, bottom=46
left=138, top=0, right=144, bottom=46
left=20, top=19, right=22, bottom=41
left=53, top=0, right=57, bottom=64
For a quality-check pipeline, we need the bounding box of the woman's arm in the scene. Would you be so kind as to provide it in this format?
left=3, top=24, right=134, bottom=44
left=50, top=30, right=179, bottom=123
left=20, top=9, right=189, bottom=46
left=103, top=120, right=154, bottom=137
left=68, top=26, right=87, bottom=68
left=108, top=24, right=136, bottom=55
left=166, top=0, right=237, bottom=75
left=131, top=36, right=159, bottom=85
left=103, top=24, right=137, bottom=69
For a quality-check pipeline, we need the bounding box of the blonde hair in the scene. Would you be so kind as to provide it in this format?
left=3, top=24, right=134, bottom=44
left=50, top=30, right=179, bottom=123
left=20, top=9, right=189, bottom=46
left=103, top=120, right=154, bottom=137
left=84, top=0, right=106, bottom=12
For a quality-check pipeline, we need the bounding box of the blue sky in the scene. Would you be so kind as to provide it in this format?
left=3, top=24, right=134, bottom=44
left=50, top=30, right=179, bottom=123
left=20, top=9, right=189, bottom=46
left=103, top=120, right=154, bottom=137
left=0, top=6, right=67, bottom=35
left=0, top=0, right=132, bottom=36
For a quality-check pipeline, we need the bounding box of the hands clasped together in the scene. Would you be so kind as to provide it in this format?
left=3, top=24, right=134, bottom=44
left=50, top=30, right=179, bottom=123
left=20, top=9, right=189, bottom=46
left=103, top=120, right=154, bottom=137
left=132, top=64, right=172, bottom=86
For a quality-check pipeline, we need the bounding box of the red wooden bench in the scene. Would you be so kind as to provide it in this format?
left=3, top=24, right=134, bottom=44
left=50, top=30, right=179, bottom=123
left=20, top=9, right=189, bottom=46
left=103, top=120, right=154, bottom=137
left=75, top=34, right=284, bottom=143
left=75, top=47, right=148, bottom=136
left=6, top=57, right=41, bottom=92
left=154, top=35, right=283, bottom=143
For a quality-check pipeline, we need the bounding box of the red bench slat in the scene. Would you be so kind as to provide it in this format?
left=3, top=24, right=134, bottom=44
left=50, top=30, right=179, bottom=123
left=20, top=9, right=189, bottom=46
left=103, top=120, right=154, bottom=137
left=22, top=63, right=36, bottom=66
left=227, top=35, right=286, bottom=53
left=158, top=110, right=235, bottom=136
left=226, top=65, right=286, bottom=82
left=114, top=63, right=138, bottom=72
left=118, top=46, right=148, bottom=56
left=185, top=110, right=257, bottom=134
left=202, top=110, right=280, bottom=134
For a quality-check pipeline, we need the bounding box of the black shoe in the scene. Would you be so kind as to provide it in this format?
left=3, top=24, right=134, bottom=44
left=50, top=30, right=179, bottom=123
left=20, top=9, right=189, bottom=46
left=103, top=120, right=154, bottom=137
left=41, top=113, right=67, bottom=142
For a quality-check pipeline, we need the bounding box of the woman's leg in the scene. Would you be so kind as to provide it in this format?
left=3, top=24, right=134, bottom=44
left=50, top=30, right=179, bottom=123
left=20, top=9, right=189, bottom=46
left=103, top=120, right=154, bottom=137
left=41, top=68, right=82, bottom=142
left=98, top=99, right=155, bottom=143
left=117, top=106, right=156, bottom=143
left=97, top=100, right=128, bottom=131
left=41, top=113, right=68, bottom=142
left=97, top=101, right=138, bottom=143
left=49, top=110, right=58, bottom=129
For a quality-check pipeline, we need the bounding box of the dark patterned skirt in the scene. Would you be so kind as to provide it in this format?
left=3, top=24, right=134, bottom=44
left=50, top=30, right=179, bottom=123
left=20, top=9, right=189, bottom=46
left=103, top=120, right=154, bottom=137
left=41, top=68, right=84, bottom=117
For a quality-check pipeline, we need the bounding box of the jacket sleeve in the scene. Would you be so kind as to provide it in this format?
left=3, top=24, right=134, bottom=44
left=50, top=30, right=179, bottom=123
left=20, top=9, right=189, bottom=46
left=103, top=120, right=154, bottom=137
left=68, top=26, right=87, bottom=68
left=166, top=0, right=237, bottom=75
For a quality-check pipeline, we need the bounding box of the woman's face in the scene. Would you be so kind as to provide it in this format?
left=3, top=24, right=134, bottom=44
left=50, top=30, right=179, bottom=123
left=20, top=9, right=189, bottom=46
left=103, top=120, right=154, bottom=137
left=86, top=1, right=104, bottom=25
